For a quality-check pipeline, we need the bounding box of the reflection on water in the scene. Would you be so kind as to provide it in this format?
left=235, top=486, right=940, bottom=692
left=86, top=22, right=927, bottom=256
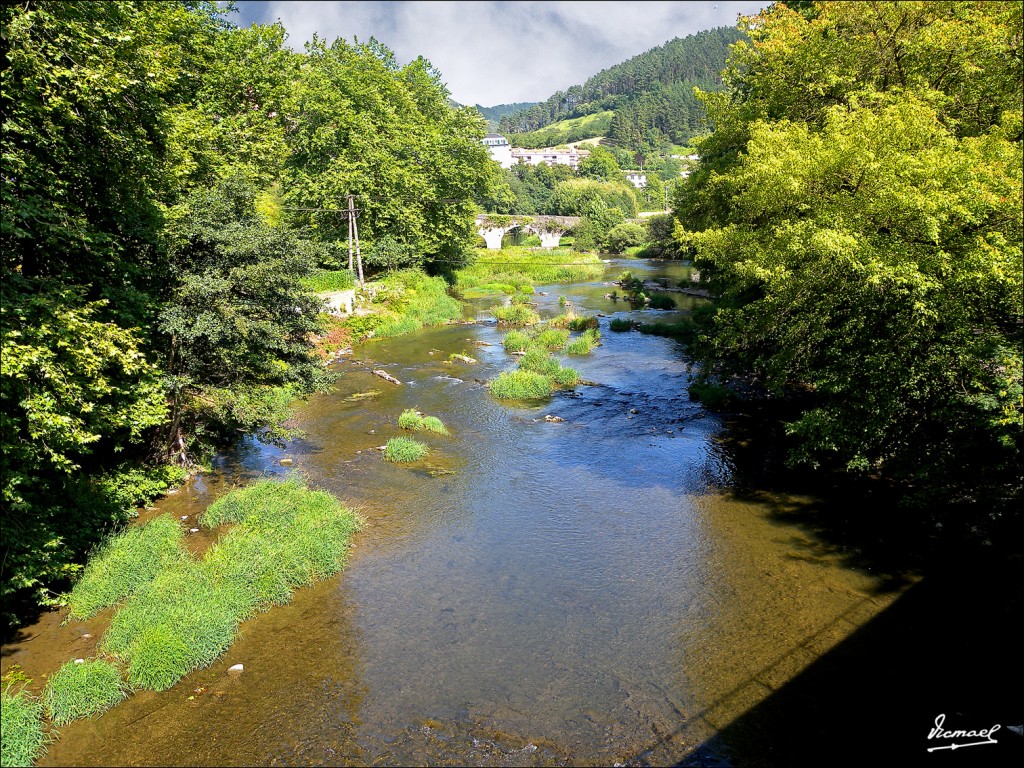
left=17, top=259, right=911, bottom=766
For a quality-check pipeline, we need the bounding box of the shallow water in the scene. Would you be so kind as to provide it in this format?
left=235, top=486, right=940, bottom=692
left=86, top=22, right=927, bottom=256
left=6, top=259, right=910, bottom=766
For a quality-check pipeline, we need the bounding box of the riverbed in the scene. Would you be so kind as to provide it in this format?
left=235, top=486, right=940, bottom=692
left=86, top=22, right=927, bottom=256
left=4, top=259, right=914, bottom=766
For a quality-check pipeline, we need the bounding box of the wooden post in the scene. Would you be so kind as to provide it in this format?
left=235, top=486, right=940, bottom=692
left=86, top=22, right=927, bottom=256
left=349, top=194, right=364, bottom=287
left=347, top=194, right=354, bottom=271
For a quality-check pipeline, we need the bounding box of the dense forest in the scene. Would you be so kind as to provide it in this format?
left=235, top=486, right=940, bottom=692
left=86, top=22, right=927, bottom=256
left=498, top=27, right=744, bottom=150
left=0, top=0, right=497, bottom=626
left=677, top=1, right=1022, bottom=527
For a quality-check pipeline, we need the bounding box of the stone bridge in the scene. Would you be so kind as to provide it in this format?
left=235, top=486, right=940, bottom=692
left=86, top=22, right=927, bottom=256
left=474, top=214, right=581, bottom=250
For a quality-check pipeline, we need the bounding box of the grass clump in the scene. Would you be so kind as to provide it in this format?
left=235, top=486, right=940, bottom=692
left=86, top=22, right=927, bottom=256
left=533, top=328, right=569, bottom=350
left=519, top=348, right=561, bottom=376
left=503, top=330, right=532, bottom=352
left=551, top=366, right=581, bottom=387
left=66, top=514, right=186, bottom=620
left=492, top=303, right=541, bottom=326
left=509, top=292, right=534, bottom=305
left=1, top=688, right=48, bottom=767
left=490, top=370, right=553, bottom=401
left=300, top=269, right=356, bottom=293
left=95, top=478, right=360, bottom=692
left=43, top=659, right=127, bottom=726
left=648, top=293, right=677, bottom=310
left=637, top=321, right=692, bottom=338
left=383, top=436, right=429, bottom=463
left=398, top=409, right=449, bottom=435
left=609, top=318, right=635, bottom=332
left=566, top=328, right=601, bottom=355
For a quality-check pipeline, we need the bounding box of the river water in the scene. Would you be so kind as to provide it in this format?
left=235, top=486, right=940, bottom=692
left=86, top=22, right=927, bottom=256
left=6, top=259, right=911, bottom=766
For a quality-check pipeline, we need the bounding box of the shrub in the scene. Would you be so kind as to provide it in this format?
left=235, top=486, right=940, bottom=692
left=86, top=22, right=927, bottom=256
left=43, top=659, right=127, bottom=726
left=66, top=514, right=186, bottom=620
left=383, top=437, right=429, bottom=463
left=490, top=370, right=553, bottom=400
left=605, top=222, right=647, bottom=253
left=492, top=303, right=541, bottom=326
left=1, top=688, right=48, bottom=767
left=503, top=330, right=532, bottom=352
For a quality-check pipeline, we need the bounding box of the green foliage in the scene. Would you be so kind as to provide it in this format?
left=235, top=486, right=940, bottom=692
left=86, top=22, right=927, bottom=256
left=0, top=688, right=48, bottom=767
left=502, top=330, right=532, bottom=353
left=643, top=213, right=682, bottom=258
left=300, top=270, right=356, bottom=293
left=637, top=322, right=692, bottom=338
left=66, top=515, right=186, bottom=620
left=285, top=38, right=493, bottom=271
left=498, top=27, right=744, bottom=151
left=398, top=410, right=449, bottom=435
left=43, top=659, right=127, bottom=726
left=566, top=329, right=601, bottom=355
left=551, top=366, right=582, bottom=387
left=605, top=222, right=647, bottom=254
left=609, top=318, right=635, bottom=332
left=507, top=110, right=614, bottom=148
left=490, top=370, right=554, bottom=401
left=492, top=303, right=541, bottom=327
left=98, top=479, right=359, bottom=691
left=383, top=437, right=430, bottom=463
left=688, top=380, right=739, bottom=412
left=519, top=349, right=562, bottom=377
left=456, top=247, right=603, bottom=292
left=366, top=269, right=464, bottom=340
left=648, top=293, right=677, bottom=310
left=533, top=329, right=570, bottom=350
left=678, top=1, right=1023, bottom=509
left=550, top=179, right=638, bottom=218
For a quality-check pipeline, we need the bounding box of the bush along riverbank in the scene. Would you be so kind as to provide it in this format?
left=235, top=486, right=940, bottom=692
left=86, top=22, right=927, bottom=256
left=0, top=477, right=360, bottom=767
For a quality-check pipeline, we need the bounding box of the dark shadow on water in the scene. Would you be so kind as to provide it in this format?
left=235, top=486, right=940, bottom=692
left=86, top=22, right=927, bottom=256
left=666, top=551, right=1024, bottom=767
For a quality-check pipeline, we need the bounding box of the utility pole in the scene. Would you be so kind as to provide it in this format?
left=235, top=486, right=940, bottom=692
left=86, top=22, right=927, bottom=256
left=347, top=194, right=364, bottom=288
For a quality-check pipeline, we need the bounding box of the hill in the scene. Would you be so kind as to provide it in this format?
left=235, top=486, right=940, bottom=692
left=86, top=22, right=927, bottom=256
left=498, top=26, right=744, bottom=151
left=471, top=101, right=539, bottom=131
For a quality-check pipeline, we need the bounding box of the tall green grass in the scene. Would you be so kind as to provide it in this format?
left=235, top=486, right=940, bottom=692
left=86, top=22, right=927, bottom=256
left=1, top=688, right=48, bottom=767
left=503, top=330, right=532, bottom=352
left=91, top=478, right=360, bottom=692
left=398, top=409, right=449, bottom=434
left=519, top=348, right=562, bottom=376
left=383, top=437, right=429, bottom=463
left=456, top=247, right=604, bottom=294
left=566, top=328, right=601, bottom=355
left=533, top=328, right=569, bottom=350
left=490, top=370, right=553, bottom=400
left=66, top=514, right=186, bottom=620
left=609, top=318, right=635, bottom=332
left=300, top=269, right=356, bottom=293
left=492, top=303, right=541, bottom=326
left=43, top=660, right=127, bottom=726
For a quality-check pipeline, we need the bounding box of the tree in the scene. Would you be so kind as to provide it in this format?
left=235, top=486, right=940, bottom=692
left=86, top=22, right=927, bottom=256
left=677, top=1, right=1023, bottom=515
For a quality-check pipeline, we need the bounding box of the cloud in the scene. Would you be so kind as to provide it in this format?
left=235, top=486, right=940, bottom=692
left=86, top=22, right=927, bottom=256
left=234, top=1, right=768, bottom=106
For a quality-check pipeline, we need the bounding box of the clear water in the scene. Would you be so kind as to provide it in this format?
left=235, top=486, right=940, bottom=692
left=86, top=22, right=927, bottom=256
left=15, top=259, right=907, bottom=766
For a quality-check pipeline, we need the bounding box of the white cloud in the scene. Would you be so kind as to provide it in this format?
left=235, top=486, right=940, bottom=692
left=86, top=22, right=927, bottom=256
left=236, top=1, right=768, bottom=105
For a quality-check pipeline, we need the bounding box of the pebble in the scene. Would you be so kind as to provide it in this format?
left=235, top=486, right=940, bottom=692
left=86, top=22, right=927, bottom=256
left=190, top=528, right=199, bottom=533
left=81, top=634, right=92, bottom=640
left=228, top=664, right=244, bottom=675
left=74, top=658, right=85, bottom=664
left=181, top=516, right=188, bottom=520
left=279, top=458, right=293, bottom=466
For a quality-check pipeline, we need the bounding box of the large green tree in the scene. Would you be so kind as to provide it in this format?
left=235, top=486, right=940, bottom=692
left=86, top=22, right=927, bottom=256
left=677, top=1, right=1022, bottom=514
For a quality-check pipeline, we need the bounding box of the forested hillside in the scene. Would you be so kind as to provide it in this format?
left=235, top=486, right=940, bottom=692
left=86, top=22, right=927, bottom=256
left=0, top=1, right=494, bottom=625
left=498, top=27, right=743, bottom=150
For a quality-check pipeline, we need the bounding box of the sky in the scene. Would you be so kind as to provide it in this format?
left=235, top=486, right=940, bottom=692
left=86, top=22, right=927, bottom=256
left=231, top=1, right=770, bottom=107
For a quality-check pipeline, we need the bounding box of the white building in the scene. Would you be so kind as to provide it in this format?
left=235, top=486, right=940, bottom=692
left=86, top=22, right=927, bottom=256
left=511, top=147, right=590, bottom=170
left=623, top=170, right=647, bottom=189
left=482, top=134, right=513, bottom=169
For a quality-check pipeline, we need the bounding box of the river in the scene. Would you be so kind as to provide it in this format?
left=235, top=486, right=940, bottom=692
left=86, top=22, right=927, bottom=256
left=4, top=258, right=914, bottom=766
